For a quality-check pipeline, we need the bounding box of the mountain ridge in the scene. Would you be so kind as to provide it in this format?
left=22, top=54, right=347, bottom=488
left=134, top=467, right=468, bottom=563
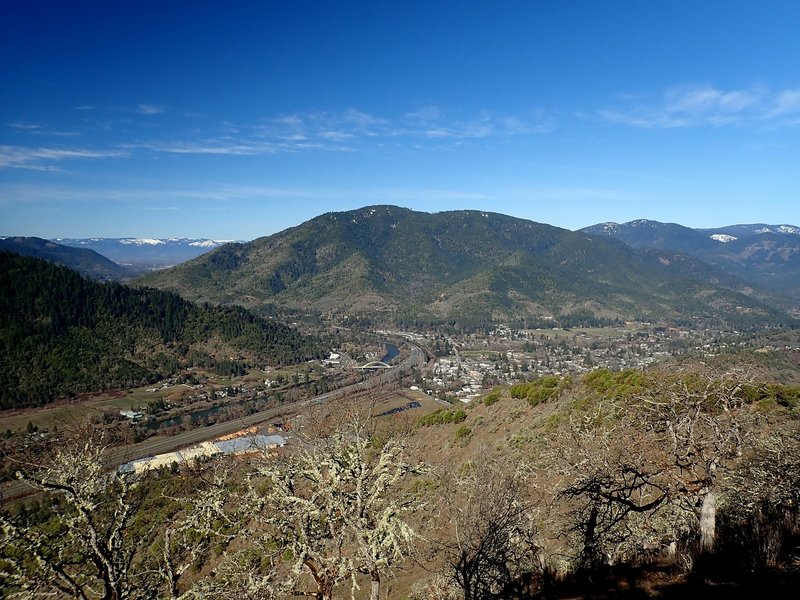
left=137, top=205, right=795, bottom=330
left=0, top=236, right=131, bottom=281
left=581, top=219, right=800, bottom=296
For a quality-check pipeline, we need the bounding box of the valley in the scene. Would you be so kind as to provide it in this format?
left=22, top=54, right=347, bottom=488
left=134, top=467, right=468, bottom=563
left=4, top=5, right=799, bottom=597
left=2, top=206, right=799, bottom=600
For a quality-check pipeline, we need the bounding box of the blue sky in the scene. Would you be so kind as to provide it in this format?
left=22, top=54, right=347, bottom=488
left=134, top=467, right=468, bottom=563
left=2, top=0, right=799, bottom=239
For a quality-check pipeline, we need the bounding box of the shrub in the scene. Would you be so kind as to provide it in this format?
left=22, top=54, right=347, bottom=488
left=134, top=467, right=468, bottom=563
left=509, top=375, right=569, bottom=406
left=483, top=387, right=502, bottom=406
left=417, top=408, right=467, bottom=427
left=583, top=369, right=647, bottom=400
left=454, top=425, right=472, bottom=440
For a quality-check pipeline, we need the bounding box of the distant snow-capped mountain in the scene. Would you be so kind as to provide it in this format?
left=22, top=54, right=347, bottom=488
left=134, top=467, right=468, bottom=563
left=709, top=234, right=737, bottom=243
left=53, top=237, right=240, bottom=267
left=580, top=220, right=800, bottom=296
left=698, top=224, right=800, bottom=238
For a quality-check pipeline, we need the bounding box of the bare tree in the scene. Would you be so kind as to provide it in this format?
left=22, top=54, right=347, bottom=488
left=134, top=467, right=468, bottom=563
left=185, top=548, right=284, bottom=600
left=551, top=368, right=754, bottom=571
left=159, top=466, right=250, bottom=599
left=247, top=421, right=426, bottom=600
left=637, top=368, right=750, bottom=552
left=0, top=436, right=153, bottom=600
left=717, top=428, right=800, bottom=569
left=0, top=436, right=249, bottom=600
left=439, top=457, right=540, bottom=600
left=554, top=406, right=672, bottom=571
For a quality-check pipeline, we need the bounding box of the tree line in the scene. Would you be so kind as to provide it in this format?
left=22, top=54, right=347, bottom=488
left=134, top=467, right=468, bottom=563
left=0, top=252, right=323, bottom=409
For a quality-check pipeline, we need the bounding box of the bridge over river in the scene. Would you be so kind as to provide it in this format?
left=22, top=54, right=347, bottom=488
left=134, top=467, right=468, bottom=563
left=354, top=360, right=392, bottom=370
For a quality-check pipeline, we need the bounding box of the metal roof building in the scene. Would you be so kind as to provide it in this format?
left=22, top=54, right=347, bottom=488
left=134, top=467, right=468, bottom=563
left=213, top=434, right=286, bottom=455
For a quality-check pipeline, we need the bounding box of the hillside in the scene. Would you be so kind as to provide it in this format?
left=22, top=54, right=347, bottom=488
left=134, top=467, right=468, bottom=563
left=582, top=219, right=800, bottom=296
left=0, top=252, right=323, bottom=409
left=390, top=366, right=800, bottom=598
left=6, top=365, right=799, bottom=599
left=138, top=206, right=793, bottom=330
left=0, top=236, right=131, bottom=280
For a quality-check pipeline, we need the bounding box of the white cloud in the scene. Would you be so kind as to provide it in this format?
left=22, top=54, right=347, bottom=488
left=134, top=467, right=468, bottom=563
left=129, top=137, right=332, bottom=156
left=2, top=107, right=555, bottom=167
left=8, top=122, right=42, bottom=130
left=318, top=130, right=354, bottom=141
left=129, top=108, right=547, bottom=158
left=338, top=108, right=388, bottom=130
left=8, top=122, right=79, bottom=137
left=405, top=105, right=442, bottom=122
left=599, top=85, right=800, bottom=128
left=140, top=141, right=272, bottom=156
left=769, top=89, right=800, bottom=116
left=137, top=103, right=165, bottom=115
left=0, top=144, right=126, bottom=170
left=665, top=86, right=760, bottom=114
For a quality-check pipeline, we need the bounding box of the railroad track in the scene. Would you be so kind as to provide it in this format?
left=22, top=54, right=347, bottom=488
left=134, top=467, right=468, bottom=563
left=1, top=339, right=425, bottom=505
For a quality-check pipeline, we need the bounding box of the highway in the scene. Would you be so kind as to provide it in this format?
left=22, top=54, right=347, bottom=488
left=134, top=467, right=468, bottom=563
left=1, top=339, right=425, bottom=504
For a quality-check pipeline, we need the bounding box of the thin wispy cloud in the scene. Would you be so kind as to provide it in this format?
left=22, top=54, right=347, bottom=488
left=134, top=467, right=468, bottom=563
left=405, top=105, right=443, bottom=123
left=133, top=141, right=275, bottom=156
left=8, top=122, right=43, bottom=130
left=0, top=144, right=126, bottom=170
left=71, top=103, right=164, bottom=115
left=341, top=108, right=388, bottom=129
left=599, top=85, right=800, bottom=128
left=3, top=106, right=554, bottom=166
left=8, top=122, right=79, bottom=137
left=120, top=108, right=548, bottom=159
left=769, top=90, right=800, bottom=117
left=259, top=108, right=550, bottom=146
left=136, top=103, right=165, bottom=115
left=0, top=181, right=624, bottom=208
left=126, top=138, right=332, bottom=156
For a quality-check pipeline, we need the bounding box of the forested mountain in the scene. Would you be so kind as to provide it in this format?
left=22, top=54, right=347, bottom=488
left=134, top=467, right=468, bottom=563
left=138, top=205, right=794, bottom=330
left=580, top=220, right=719, bottom=254
left=0, top=252, right=322, bottom=409
left=582, top=219, right=800, bottom=296
left=0, top=236, right=131, bottom=280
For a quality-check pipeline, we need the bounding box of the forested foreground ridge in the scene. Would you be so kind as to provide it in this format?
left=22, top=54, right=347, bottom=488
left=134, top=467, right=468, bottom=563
left=2, top=367, right=799, bottom=599
left=0, top=252, right=323, bottom=409
left=0, top=236, right=131, bottom=281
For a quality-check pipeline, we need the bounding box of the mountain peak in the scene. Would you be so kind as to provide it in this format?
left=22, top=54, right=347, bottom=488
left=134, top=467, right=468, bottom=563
left=136, top=205, right=791, bottom=330
left=582, top=219, right=800, bottom=296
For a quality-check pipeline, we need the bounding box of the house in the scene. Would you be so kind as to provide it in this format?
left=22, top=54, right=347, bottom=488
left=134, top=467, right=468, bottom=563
left=119, top=410, right=144, bottom=420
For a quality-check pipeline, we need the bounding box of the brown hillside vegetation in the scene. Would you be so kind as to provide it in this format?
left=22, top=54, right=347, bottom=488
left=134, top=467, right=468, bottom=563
left=2, top=366, right=799, bottom=599
left=396, top=366, right=800, bottom=599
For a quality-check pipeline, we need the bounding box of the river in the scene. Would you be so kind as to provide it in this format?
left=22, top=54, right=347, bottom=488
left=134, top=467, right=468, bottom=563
left=381, top=343, right=400, bottom=363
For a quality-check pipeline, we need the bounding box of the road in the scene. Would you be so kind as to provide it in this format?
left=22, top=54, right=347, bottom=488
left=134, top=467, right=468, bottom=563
left=1, top=339, right=425, bottom=504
